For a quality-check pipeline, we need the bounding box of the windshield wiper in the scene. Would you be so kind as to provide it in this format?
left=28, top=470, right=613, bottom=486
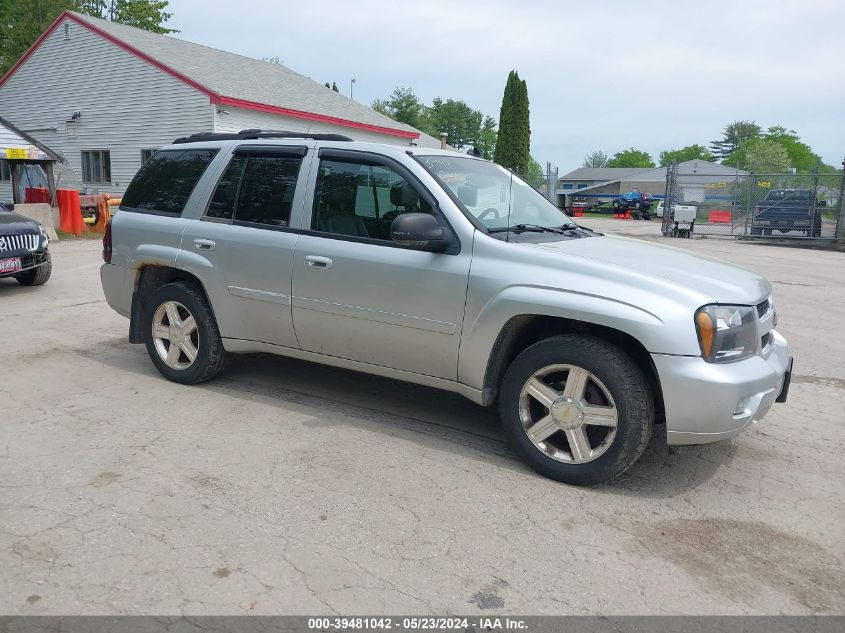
left=488, top=223, right=567, bottom=234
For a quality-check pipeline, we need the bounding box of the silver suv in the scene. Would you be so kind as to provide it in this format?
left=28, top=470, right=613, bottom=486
left=100, top=131, right=792, bottom=485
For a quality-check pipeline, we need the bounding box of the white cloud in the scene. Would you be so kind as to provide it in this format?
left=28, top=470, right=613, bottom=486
left=168, top=0, right=845, bottom=168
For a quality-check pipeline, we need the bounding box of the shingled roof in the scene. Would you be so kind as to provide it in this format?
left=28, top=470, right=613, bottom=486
left=1, top=10, right=423, bottom=141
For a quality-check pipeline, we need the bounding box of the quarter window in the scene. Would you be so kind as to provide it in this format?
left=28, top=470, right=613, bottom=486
left=140, top=149, right=155, bottom=165
left=312, top=158, right=433, bottom=240
left=81, top=150, right=111, bottom=183
left=206, top=153, right=303, bottom=227
left=121, top=149, right=218, bottom=215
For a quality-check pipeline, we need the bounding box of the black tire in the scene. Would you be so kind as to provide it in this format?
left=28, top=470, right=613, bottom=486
left=143, top=281, right=231, bottom=385
left=750, top=226, right=762, bottom=236
left=16, top=252, right=52, bottom=286
left=612, top=200, right=622, bottom=209
left=642, top=212, right=652, bottom=221
left=499, top=335, right=654, bottom=486
left=633, top=201, right=641, bottom=210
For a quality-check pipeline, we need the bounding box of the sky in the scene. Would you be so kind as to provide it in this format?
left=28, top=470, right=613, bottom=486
left=167, top=0, right=845, bottom=172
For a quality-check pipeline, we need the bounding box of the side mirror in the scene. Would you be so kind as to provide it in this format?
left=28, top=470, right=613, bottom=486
left=390, top=213, right=453, bottom=251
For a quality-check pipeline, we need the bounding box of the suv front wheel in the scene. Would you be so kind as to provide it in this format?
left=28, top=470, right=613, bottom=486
left=143, top=282, right=231, bottom=384
left=499, top=335, right=654, bottom=485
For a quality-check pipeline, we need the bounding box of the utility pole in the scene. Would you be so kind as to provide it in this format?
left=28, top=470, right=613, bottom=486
left=837, top=156, right=845, bottom=240
left=350, top=78, right=356, bottom=100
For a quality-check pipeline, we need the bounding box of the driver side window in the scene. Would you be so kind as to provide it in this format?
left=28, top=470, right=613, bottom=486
left=312, top=158, right=433, bottom=241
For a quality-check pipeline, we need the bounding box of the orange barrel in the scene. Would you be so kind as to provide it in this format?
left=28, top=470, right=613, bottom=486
left=68, top=190, right=83, bottom=235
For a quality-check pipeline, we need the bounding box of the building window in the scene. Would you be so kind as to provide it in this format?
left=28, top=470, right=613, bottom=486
left=81, top=150, right=112, bottom=183
left=562, top=183, right=573, bottom=190
left=140, top=149, right=155, bottom=165
left=577, top=183, right=588, bottom=189
left=0, top=160, right=10, bottom=181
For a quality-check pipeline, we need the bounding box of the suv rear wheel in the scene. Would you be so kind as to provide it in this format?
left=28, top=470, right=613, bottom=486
left=143, top=282, right=230, bottom=384
left=499, top=335, right=654, bottom=486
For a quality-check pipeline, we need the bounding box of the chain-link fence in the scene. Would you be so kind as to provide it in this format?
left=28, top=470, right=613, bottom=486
left=662, top=164, right=844, bottom=240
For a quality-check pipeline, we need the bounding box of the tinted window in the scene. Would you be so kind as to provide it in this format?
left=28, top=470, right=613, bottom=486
left=122, top=149, right=218, bottom=214
left=234, top=155, right=301, bottom=227
left=207, top=156, right=246, bottom=220
left=312, top=159, right=433, bottom=240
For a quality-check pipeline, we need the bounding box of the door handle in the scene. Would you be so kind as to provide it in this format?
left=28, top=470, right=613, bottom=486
left=193, top=239, right=216, bottom=251
left=304, top=255, right=333, bottom=269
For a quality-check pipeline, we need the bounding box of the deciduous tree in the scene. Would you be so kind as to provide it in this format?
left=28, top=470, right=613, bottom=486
left=0, top=0, right=177, bottom=74
left=658, top=144, right=713, bottom=166
left=582, top=150, right=608, bottom=168
left=723, top=137, right=791, bottom=173
left=606, top=148, right=655, bottom=168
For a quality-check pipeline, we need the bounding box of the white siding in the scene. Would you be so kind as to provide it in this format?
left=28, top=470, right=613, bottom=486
left=0, top=175, right=11, bottom=202
left=0, top=18, right=212, bottom=196
left=213, top=105, right=442, bottom=149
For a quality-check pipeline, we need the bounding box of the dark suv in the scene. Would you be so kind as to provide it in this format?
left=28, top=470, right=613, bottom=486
left=0, top=203, right=52, bottom=286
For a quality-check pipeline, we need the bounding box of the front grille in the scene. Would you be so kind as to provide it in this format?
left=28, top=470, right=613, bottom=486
left=0, top=233, right=39, bottom=253
left=756, top=299, right=770, bottom=318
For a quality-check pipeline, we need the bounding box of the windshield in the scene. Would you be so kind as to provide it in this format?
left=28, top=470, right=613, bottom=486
left=416, top=155, right=573, bottom=231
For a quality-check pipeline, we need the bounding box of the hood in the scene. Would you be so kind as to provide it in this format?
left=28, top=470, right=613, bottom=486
left=528, top=234, right=771, bottom=305
left=0, top=210, right=40, bottom=233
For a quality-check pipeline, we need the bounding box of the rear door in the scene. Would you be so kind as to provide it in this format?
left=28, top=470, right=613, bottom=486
left=180, top=145, right=310, bottom=348
left=290, top=149, right=471, bottom=379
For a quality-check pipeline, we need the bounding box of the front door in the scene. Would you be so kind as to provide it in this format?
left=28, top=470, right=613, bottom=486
left=291, top=151, right=471, bottom=379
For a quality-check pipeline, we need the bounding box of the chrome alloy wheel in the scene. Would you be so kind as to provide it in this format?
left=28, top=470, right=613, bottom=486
left=518, top=364, right=618, bottom=464
left=152, top=301, right=199, bottom=370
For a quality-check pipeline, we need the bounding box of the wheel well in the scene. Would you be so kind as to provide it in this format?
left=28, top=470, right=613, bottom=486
left=128, top=266, right=209, bottom=343
left=483, top=315, right=665, bottom=423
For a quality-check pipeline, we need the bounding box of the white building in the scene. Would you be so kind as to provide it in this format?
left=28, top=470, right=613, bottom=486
left=0, top=10, right=439, bottom=200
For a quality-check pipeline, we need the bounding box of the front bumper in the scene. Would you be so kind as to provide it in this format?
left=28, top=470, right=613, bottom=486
left=0, top=249, right=50, bottom=278
left=652, top=331, right=791, bottom=445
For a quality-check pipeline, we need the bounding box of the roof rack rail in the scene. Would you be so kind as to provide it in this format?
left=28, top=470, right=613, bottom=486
left=172, top=129, right=354, bottom=144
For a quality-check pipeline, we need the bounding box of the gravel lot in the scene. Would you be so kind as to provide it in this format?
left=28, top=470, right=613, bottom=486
left=1, top=220, right=843, bottom=615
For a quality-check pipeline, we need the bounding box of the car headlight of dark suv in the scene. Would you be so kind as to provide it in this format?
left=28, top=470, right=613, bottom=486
left=695, top=304, right=757, bottom=362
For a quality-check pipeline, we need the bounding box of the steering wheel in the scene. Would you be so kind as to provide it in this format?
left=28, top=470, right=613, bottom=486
left=478, top=208, right=499, bottom=221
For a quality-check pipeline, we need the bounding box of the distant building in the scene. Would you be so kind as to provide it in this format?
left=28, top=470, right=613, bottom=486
left=0, top=10, right=440, bottom=199
left=556, top=161, right=749, bottom=208
left=557, top=168, right=647, bottom=192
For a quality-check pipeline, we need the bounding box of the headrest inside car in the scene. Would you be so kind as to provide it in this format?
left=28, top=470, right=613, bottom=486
left=390, top=184, right=419, bottom=207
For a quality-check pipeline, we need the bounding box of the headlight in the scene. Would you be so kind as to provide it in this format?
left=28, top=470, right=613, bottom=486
left=695, top=304, right=757, bottom=363
left=39, top=227, right=49, bottom=248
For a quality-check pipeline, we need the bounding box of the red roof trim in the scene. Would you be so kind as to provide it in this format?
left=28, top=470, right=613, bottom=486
left=0, top=11, right=419, bottom=141
left=214, top=96, right=419, bottom=139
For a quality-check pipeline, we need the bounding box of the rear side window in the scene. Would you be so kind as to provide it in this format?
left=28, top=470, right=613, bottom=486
left=205, top=152, right=304, bottom=227
left=121, top=149, right=218, bottom=215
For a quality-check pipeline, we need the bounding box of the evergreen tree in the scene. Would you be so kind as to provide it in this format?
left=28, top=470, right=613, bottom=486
left=709, top=121, right=761, bottom=162
left=513, top=76, right=530, bottom=176
left=495, top=70, right=530, bottom=173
